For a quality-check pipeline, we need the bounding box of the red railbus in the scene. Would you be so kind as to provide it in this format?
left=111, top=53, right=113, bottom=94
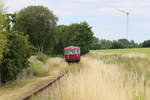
left=64, top=46, right=80, bottom=62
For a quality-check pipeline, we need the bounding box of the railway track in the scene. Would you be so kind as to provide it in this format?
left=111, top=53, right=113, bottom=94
left=22, top=71, right=67, bottom=100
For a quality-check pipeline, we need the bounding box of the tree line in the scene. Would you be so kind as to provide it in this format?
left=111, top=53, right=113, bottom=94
left=90, top=37, right=150, bottom=50
left=0, top=5, right=93, bottom=84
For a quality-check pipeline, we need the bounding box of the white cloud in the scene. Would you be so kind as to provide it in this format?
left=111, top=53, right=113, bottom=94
left=5, top=0, right=47, bottom=13
left=109, top=1, right=150, bottom=7
left=143, top=23, right=150, bottom=27
left=5, top=0, right=150, bottom=17
left=49, top=1, right=150, bottom=17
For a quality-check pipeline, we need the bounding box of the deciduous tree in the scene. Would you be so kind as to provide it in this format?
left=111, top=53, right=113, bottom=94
left=14, top=6, right=58, bottom=53
left=68, top=22, right=94, bottom=54
left=142, top=40, right=150, bottom=47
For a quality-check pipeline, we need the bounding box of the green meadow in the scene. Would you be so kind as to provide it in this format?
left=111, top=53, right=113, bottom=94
left=93, top=48, right=150, bottom=56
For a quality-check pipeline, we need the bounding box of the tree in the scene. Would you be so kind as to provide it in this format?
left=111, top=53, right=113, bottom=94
left=118, top=39, right=130, bottom=48
left=89, top=37, right=140, bottom=50
left=111, top=40, right=123, bottom=49
left=0, top=2, right=7, bottom=31
left=68, top=22, right=94, bottom=54
left=53, top=25, right=70, bottom=54
left=0, top=0, right=8, bottom=85
left=142, top=40, right=150, bottom=47
left=0, top=24, right=8, bottom=85
left=53, top=22, right=93, bottom=55
left=99, top=39, right=112, bottom=49
left=0, top=1, right=7, bottom=59
left=0, top=33, right=7, bottom=62
left=128, top=40, right=139, bottom=48
left=90, top=36, right=101, bottom=50
left=0, top=0, right=34, bottom=84
left=5, top=13, right=17, bottom=31
left=0, top=14, right=7, bottom=30
left=14, top=6, right=58, bottom=53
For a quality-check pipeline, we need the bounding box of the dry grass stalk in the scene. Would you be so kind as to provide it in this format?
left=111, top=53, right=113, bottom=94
left=50, top=57, right=144, bottom=100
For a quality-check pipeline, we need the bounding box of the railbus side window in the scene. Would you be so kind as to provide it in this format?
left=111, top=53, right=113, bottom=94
left=78, top=49, right=80, bottom=54
left=64, top=50, right=68, bottom=55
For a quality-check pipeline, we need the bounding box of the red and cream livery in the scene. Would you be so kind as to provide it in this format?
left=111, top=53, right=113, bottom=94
left=64, top=46, right=80, bottom=62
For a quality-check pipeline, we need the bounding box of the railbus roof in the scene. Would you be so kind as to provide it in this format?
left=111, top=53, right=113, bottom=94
left=64, top=46, right=80, bottom=50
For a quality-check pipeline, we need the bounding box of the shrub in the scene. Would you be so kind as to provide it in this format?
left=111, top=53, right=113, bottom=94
left=0, top=31, right=34, bottom=83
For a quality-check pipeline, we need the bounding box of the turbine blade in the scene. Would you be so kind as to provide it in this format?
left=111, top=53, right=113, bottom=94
left=114, top=8, right=128, bottom=14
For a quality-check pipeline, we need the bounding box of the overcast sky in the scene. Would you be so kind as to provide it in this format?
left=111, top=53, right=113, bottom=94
left=5, top=0, right=150, bottom=42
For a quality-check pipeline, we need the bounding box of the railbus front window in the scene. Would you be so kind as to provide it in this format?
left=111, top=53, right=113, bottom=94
left=64, top=49, right=73, bottom=55
left=74, top=49, right=78, bottom=54
left=69, top=50, right=74, bottom=54
left=64, top=49, right=80, bottom=55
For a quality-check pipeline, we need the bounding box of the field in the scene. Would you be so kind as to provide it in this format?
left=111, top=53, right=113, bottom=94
left=93, top=48, right=150, bottom=56
left=0, top=48, right=150, bottom=100
left=32, top=48, right=150, bottom=100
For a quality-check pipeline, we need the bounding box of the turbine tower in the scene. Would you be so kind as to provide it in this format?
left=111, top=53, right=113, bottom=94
left=115, top=8, right=129, bottom=39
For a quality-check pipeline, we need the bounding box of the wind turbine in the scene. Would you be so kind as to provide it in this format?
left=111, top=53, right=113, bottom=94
left=115, top=8, right=130, bottom=39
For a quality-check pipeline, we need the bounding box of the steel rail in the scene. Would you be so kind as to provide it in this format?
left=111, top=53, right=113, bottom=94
left=22, top=71, right=67, bottom=100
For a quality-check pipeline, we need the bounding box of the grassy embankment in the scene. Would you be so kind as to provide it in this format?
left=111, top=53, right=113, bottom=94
left=0, top=54, right=68, bottom=100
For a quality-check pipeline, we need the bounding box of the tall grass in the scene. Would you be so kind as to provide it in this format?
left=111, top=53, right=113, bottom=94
left=88, top=52, right=150, bottom=79
left=29, top=55, right=68, bottom=77
left=49, top=57, right=145, bottom=100
left=36, top=53, right=49, bottom=63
